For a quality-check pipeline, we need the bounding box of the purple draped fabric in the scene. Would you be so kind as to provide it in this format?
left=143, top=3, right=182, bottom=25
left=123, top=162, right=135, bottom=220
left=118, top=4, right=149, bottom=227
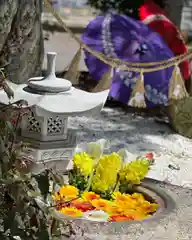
left=82, top=13, right=174, bottom=108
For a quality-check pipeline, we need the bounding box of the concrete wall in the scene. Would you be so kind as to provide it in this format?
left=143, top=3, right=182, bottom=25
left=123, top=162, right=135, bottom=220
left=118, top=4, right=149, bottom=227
left=181, top=0, right=192, bottom=36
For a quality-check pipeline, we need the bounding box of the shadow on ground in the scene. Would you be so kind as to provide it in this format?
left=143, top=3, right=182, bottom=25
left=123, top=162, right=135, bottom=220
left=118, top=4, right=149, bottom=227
left=69, top=107, right=174, bottom=155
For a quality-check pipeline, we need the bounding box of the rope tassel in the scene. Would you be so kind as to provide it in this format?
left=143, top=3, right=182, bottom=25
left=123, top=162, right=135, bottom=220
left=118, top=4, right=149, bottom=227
left=64, top=47, right=82, bottom=85
left=128, top=71, right=146, bottom=108
left=92, top=67, right=113, bottom=92
left=168, top=65, right=189, bottom=100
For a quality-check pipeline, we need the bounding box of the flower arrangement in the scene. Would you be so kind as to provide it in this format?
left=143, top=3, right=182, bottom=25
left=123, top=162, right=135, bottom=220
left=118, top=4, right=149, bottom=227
left=53, top=140, right=158, bottom=222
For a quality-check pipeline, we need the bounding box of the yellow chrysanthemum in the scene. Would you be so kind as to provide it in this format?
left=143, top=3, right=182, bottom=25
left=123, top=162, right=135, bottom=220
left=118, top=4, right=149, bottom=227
left=91, top=153, right=121, bottom=192
left=118, top=199, right=137, bottom=211
left=119, top=159, right=150, bottom=185
left=59, top=207, right=83, bottom=218
left=91, top=199, right=112, bottom=211
left=54, top=185, right=79, bottom=201
left=130, top=193, right=146, bottom=205
left=81, top=192, right=100, bottom=202
left=110, top=191, right=158, bottom=219
left=52, top=192, right=62, bottom=202
left=112, top=192, right=131, bottom=202
left=137, top=202, right=159, bottom=214
left=123, top=209, right=150, bottom=221
left=73, top=152, right=94, bottom=176
left=131, top=193, right=145, bottom=200
left=106, top=204, right=123, bottom=216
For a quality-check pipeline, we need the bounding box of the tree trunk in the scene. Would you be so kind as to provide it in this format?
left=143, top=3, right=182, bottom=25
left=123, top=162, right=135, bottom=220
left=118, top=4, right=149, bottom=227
left=0, top=0, right=44, bottom=84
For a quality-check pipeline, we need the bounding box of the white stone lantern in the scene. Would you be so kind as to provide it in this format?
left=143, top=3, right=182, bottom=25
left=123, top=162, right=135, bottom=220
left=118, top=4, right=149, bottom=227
left=0, top=52, right=109, bottom=172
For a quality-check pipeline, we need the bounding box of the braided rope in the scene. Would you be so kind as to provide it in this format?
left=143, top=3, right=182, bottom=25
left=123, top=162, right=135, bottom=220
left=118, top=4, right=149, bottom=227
left=44, top=0, right=192, bottom=72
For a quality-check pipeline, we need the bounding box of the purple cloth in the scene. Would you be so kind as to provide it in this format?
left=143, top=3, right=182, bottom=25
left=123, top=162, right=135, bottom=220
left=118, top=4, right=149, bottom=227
left=82, top=13, right=174, bottom=107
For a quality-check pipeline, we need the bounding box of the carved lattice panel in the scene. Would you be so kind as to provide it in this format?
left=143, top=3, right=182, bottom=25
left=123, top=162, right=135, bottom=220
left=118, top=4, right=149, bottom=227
left=27, top=111, right=41, bottom=133
left=47, top=116, right=63, bottom=135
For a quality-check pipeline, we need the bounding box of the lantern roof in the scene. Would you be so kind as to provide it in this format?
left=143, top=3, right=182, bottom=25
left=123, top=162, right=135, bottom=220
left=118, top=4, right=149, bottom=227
left=0, top=52, right=109, bottom=117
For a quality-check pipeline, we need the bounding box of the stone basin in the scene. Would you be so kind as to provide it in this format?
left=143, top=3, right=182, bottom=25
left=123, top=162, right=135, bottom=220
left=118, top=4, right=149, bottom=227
left=60, top=179, right=175, bottom=239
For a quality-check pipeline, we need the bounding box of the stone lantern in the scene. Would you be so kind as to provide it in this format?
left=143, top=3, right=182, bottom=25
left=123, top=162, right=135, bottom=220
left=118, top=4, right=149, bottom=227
left=0, top=52, right=109, bottom=172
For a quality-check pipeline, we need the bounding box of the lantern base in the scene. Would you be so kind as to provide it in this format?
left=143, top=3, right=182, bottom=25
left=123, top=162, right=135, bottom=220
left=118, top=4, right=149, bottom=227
left=19, top=130, right=77, bottom=172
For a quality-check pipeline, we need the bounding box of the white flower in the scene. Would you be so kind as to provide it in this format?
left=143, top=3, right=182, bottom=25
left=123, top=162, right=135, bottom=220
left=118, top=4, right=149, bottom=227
left=75, top=139, right=110, bottom=160
left=83, top=210, right=109, bottom=222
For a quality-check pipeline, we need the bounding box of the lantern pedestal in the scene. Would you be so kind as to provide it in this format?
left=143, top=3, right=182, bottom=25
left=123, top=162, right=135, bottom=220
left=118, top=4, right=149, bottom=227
left=19, top=129, right=76, bottom=172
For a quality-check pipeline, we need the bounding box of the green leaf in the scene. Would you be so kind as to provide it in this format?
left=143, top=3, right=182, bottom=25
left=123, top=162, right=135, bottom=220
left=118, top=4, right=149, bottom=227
left=2, top=155, right=9, bottom=164
left=46, top=193, right=53, bottom=205
left=50, top=219, right=57, bottom=236
left=0, top=232, right=7, bottom=240
left=35, top=171, right=50, bottom=200
left=37, top=219, right=49, bottom=240
left=51, top=173, right=65, bottom=186
left=2, top=82, right=14, bottom=99
left=3, top=207, right=16, bottom=231
left=0, top=136, right=5, bottom=153
left=14, top=215, right=25, bottom=230
left=30, top=178, right=39, bottom=191
left=27, top=190, right=41, bottom=198
left=5, top=121, right=14, bottom=133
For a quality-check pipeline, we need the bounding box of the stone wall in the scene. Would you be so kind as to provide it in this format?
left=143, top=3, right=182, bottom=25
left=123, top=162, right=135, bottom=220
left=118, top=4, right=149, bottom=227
left=0, top=0, right=44, bottom=84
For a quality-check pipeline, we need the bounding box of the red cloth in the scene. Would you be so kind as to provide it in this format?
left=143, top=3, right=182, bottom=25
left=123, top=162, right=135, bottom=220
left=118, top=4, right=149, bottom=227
left=139, top=0, right=190, bottom=80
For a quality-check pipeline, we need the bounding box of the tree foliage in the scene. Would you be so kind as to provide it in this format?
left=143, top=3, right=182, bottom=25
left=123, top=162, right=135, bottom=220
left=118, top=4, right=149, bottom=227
left=87, top=0, right=166, bottom=18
